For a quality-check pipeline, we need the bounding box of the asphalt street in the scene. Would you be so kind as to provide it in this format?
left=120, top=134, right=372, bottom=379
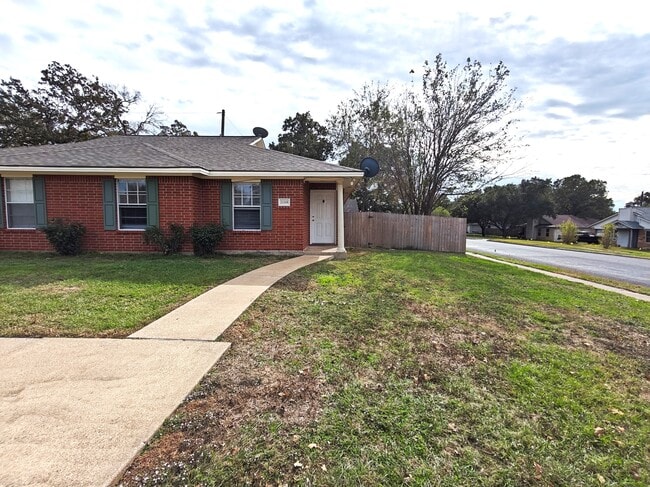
left=466, top=239, right=650, bottom=288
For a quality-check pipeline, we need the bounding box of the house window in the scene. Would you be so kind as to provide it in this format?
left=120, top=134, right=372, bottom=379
left=646, top=230, right=650, bottom=242
left=545, top=228, right=550, bottom=237
left=117, top=179, right=147, bottom=229
left=233, top=182, right=261, bottom=230
left=5, top=178, right=35, bottom=229
left=537, top=228, right=541, bottom=237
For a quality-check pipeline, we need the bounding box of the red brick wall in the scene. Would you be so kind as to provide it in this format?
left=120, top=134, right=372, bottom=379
left=220, top=180, right=308, bottom=251
left=0, top=175, right=311, bottom=252
left=637, top=230, right=650, bottom=249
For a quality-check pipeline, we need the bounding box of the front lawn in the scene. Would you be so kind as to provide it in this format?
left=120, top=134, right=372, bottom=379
left=120, top=250, right=650, bottom=486
left=0, top=252, right=283, bottom=337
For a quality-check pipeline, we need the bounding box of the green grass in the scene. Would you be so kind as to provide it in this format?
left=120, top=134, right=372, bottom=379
left=468, top=251, right=650, bottom=296
left=121, top=250, right=650, bottom=486
left=487, top=237, right=650, bottom=260
left=0, top=252, right=283, bottom=337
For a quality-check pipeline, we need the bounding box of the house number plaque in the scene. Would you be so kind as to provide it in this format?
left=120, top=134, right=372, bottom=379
left=278, top=198, right=291, bottom=207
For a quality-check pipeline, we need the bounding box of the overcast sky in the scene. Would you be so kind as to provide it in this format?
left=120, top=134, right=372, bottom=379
left=2, top=0, right=649, bottom=208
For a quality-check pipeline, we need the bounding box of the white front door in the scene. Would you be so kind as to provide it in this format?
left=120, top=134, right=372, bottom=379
left=310, top=190, right=336, bottom=244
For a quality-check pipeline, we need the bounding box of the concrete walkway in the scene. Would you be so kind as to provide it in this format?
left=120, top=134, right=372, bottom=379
left=131, top=255, right=332, bottom=341
left=0, top=254, right=331, bottom=487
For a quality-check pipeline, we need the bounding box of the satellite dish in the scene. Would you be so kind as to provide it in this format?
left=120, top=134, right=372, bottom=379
left=253, top=127, right=269, bottom=138
left=360, top=157, right=380, bottom=177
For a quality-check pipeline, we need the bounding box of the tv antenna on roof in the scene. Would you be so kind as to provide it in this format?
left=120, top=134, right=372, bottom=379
left=217, top=109, right=225, bottom=136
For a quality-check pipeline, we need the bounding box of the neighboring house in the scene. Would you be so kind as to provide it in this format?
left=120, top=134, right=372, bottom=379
left=465, top=222, right=503, bottom=236
left=592, top=207, right=650, bottom=249
left=0, top=136, right=364, bottom=254
left=525, top=215, right=597, bottom=241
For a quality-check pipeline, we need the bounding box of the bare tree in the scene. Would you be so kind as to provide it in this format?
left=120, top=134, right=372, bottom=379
left=328, top=83, right=401, bottom=212
left=329, top=54, right=521, bottom=214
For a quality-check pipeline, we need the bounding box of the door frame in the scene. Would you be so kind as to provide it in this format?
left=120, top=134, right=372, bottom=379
left=309, top=190, right=336, bottom=244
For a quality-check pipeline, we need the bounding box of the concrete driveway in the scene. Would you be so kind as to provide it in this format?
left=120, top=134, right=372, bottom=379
left=0, top=338, right=229, bottom=487
left=467, top=239, right=650, bottom=287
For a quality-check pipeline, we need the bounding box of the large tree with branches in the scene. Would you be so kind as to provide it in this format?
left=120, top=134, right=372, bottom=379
left=269, top=111, right=333, bottom=161
left=329, top=54, right=520, bottom=214
left=0, top=61, right=162, bottom=147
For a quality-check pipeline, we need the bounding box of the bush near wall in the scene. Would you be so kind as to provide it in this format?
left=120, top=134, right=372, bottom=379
left=560, top=220, right=578, bottom=244
left=143, top=224, right=186, bottom=255
left=189, top=223, right=225, bottom=256
left=41, top=219, right=86, bottom=255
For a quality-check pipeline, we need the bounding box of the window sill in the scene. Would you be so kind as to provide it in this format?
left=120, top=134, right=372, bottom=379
left=232, top=229, right=262, bottom=232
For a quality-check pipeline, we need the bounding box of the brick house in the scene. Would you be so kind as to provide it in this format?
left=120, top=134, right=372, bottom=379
left=525, top=215, right=597, bottom=242
left=592, top=207, right=650, bottom=249
left=0, top=136, right=364, bottom=255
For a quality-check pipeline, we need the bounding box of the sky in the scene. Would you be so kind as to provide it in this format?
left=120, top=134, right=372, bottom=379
left=1, top=0, right=649, bottom=208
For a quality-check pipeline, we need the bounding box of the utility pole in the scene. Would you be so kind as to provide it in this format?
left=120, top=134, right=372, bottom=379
left=217, top=109, right=225, bottom=136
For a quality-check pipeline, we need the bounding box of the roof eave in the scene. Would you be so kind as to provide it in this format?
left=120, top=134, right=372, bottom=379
left=0, top=165, right=364, bottom=179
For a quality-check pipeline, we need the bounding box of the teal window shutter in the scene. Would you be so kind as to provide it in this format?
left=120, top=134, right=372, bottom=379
left=146, top=177, right=159, bottom=227
left=32, top=176, right=47, bottom=228
left=0, top=177, right=4, bottom=228
left=261, top=181, right=272, bottom=230
left=221, top=181, right=232, bottom=230
left=103, top=179, right=117, bottom=230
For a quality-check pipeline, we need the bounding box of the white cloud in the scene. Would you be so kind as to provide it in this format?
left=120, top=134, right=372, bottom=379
left=1, top=0, right=649, bottom=206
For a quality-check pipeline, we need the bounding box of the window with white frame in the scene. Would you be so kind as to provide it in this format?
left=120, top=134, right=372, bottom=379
left=117, top=179, right=147, bottom=229
left=233, top=182, right=261, bottom=230
left=5, top=178, right=35, bottom=229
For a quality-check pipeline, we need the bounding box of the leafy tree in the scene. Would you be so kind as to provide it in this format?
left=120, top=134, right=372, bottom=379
left=157, top=119, right=198, bottom=136
left=269, top=111, right=333, bottom=161
left=329, top=54, right=520, bottom=214
left=451, top=191, right=492, bottom=236
left=328, top=83, right=400, bottom=212
left=432, top=206, right=451, bottom=217
left=0, top=61, right=161, bottom=147
left=559, top=219, right=578, bottom=244
left=453, top=178, right=552, bottom=237
left=601, top=223, right=616, bottom=249
left=552, top=175, right=613, bottom=219
left=520, top=177, right=555, bottom=221
left=483, top=184, right=525, bottom=237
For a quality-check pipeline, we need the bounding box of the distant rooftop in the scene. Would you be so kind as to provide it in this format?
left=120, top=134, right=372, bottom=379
left=539, top=214, right=598, bottom=228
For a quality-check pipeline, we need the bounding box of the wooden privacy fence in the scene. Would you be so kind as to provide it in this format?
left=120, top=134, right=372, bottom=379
left=344, top=212, right=466, bottom=253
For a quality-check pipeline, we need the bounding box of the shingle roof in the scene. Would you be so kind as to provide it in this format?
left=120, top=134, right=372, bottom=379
left=0, top=136, right=363, bottom=175
left=616, top=220, right=645, bottom=230
left=538, top=214, right=598, bottom=228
